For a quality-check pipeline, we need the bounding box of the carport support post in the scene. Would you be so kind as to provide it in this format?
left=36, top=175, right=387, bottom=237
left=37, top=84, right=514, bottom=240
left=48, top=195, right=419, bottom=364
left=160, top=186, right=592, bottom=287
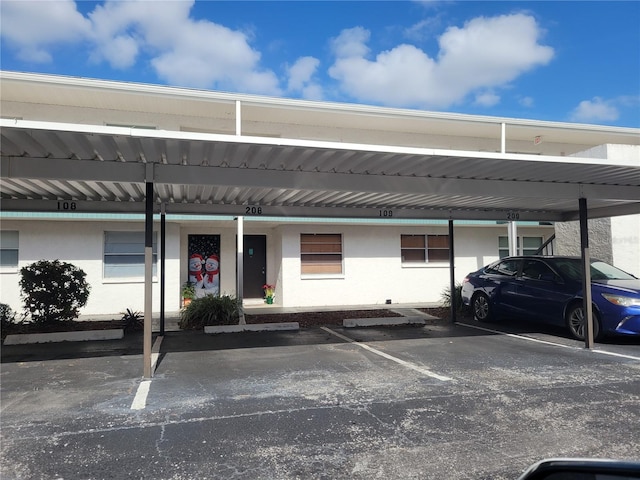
left=143, top=181, right=154, bottom=378
left=449, top=220, right=456, bottom=323
left=236, top=216, right=246, bottom=324
left=508, top=221, right=518, bottom=256
left=160, top=202, right=166, bottom=336
left=579, top=198, right=594, bottom=349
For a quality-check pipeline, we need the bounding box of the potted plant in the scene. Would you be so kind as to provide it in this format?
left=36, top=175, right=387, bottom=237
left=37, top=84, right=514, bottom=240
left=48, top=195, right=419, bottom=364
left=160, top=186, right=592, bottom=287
left=262, top=284, right=275, bottom=304
left=181, top=281, right=196, bottom=307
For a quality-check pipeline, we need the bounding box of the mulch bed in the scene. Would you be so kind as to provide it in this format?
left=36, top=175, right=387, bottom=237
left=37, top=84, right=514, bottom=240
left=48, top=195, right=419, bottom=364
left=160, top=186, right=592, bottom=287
left=2, top=308, right=470, bottom=339
left=245, top=309, right=404, bottom=328
left=1, top=320, right=127, bottom=340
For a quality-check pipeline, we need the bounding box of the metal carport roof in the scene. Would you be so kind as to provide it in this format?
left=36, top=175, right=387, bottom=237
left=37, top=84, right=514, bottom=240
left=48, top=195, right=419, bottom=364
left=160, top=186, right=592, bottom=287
left=2, top=119, right=639, bottom=221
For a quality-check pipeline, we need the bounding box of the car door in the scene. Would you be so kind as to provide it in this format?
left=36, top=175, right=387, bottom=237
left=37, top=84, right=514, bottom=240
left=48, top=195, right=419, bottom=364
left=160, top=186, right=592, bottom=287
left=513, top=259, right=573, bottom=325
left=483, top=258, right=522, bottom=316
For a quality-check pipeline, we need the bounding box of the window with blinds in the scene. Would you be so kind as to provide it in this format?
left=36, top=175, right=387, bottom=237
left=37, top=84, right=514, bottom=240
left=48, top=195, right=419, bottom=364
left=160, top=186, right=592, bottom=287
left=104, top=231, right=157, bottom=279
left=300, top=233, right=343, bottom=275
left=498, top=236, right=543, bottom=258
left=401, top=234, right=450, bottom=263
left=0, top=231, right=19, bottom=271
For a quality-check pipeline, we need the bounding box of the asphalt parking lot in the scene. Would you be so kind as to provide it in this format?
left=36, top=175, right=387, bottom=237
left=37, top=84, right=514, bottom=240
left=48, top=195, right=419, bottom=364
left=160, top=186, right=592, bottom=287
left=2, top=319, right=639, bottom=480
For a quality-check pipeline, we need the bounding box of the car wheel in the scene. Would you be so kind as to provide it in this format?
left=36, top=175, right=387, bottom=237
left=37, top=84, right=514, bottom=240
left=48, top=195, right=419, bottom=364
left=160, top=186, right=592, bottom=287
left=566, top=304, right=602, bottom=341
left=472, top=292, right=493, bottom=322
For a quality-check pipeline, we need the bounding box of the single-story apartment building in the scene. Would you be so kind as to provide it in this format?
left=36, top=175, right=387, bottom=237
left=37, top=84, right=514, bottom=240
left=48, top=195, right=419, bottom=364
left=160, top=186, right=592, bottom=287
left=1, top=71, right=639, bottom=317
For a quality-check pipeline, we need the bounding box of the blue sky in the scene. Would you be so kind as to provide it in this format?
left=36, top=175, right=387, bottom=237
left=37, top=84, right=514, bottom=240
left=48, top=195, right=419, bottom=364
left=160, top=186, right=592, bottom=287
left=1, top=1, right=639, bottom=127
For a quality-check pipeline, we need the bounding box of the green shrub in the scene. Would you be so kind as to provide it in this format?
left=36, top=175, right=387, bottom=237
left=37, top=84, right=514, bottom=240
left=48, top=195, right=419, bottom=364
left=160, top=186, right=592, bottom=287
left=121, top=308, right=143, bottom=332
left=179, top=294, right=242, bottom=330
left=19, top=260, right=90, bottom=325
left=1, top=303, right=18, bottom=330
left=441, top=282, right=465, bottom=312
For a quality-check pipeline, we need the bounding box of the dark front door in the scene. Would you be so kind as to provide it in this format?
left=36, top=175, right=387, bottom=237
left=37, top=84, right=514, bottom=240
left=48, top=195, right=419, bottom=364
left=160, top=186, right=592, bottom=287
left=243, top=235, right=266, bottom=298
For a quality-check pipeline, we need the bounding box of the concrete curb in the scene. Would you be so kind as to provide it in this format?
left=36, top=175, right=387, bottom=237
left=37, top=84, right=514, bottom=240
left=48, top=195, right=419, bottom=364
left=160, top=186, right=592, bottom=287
left=3, top=329, right=125, bottom=345
left=204, top=322, right=300, bottom=334
left=343, top=317, right=426, bottom=328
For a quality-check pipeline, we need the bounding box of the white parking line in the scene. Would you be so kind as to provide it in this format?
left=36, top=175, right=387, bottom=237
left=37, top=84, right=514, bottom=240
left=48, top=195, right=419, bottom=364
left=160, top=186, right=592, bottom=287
left=591, top=349, right=640, bottom=361
left=321, top=327, right=452, bottom=381
left=456, top=322, right=577, bottom=350
left=457, top=322, right=640, bottom=361
left=130, top=336, right=163, bottom=411
left=131, top=380, right=151, bottom=410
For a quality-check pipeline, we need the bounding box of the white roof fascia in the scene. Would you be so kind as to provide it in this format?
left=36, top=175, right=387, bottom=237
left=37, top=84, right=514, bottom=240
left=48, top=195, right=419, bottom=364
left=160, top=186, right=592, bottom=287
left=2, top=118, right=637, bottom=170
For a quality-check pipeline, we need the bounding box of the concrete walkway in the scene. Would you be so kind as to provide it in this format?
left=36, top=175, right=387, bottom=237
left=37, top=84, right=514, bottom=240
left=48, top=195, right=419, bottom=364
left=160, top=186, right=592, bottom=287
left=78, top=302, right=444, bottom=332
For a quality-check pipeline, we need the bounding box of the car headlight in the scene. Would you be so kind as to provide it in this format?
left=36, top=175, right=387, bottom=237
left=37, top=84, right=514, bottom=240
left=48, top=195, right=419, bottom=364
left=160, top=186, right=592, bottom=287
left=601, top=293, right=640, bottom=307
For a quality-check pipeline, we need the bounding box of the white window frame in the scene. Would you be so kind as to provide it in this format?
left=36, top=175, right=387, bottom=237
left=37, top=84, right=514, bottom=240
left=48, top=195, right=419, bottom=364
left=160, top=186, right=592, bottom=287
left=300, top=233, right=344, bottom=277
left=401, top=234, right=450, bottom=265
left=498, top=235, right=544, bottom=258
left=0, top=231, right=19, bottom=273
left=103, top=231, right=157, bottom=282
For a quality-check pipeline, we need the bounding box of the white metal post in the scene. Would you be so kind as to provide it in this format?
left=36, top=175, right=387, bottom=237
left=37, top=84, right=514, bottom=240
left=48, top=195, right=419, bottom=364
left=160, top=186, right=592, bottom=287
left=508, top=221, right=518, bottom=256
left=236, top=216, right=246, bottom=324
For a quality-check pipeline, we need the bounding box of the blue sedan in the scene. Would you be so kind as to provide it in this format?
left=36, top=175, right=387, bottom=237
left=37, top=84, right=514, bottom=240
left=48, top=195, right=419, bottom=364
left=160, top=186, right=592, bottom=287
left=461, top=256, right=640, bottom=341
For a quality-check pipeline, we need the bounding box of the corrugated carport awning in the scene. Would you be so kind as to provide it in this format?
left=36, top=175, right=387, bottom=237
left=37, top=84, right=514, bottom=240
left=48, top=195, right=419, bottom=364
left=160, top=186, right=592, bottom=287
left=1, top=119, right=639, bottom=221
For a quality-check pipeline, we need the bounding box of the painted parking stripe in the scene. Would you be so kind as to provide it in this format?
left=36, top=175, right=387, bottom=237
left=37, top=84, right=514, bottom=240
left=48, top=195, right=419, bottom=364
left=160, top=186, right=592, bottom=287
left=457, top=322, right=640, bottom=361
left=131, top=336, right=163, bottom=411
left=591, top=349, right=640, bottom=362
left=456, top=322, right=577, bottom=350
left=321, top=327, right=452, bottom=381
left=131, top=380, right=151, bottom=410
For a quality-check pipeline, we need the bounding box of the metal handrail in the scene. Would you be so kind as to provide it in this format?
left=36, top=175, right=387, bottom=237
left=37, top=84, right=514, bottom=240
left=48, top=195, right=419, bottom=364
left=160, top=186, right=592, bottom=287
left=534, top=233, right=556, bottom=255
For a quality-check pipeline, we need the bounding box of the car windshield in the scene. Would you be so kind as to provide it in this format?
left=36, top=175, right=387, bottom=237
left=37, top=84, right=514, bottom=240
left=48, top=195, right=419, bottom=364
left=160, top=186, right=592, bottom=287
left=552, top=259, right=636, bottom=282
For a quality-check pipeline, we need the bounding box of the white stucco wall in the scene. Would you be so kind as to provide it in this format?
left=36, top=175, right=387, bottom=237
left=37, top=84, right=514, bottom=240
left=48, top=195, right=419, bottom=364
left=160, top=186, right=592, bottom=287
left=611, top=214, right=640, bottom=277
left=1, top=218, right=554, bottom=314
left=276, top=223, right=552, bottom=307
left=0, top=219, right=182, bottom=317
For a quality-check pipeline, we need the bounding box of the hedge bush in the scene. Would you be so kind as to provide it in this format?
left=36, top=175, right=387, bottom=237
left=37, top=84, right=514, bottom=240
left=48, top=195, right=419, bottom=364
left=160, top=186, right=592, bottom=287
left=179, top=294, right=242, bottom=330
left=19, top=260, right=90, bottom=325
left=1, top=303, right=18, bottom=329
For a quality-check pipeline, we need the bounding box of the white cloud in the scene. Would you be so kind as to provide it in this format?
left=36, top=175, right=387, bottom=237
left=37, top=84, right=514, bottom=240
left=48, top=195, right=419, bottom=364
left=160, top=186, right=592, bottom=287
left=519, top=96, right=534, bottom=108
left=403, top=18, right=441, bottom=43
left=474, top=91, right=500, bottom=107
left=329, top=14, right=554, bottom=109
left=330, top=26, right=370, bottom=58
left=0, top=0, right=91, bottom=63
left=570, top=97, right=619, bottom=123
left=1, top=0, right=281, bottom=94
left=286, top=56, right=323, bottom=100
left=87, top=0, right=281, bottom=94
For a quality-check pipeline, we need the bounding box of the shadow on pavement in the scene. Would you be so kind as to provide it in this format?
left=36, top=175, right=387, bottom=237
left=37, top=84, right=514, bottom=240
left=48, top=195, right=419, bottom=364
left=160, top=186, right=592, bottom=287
left=1, top=321, right=499, bottom=363
left=6, top=316, right=634, bottom=365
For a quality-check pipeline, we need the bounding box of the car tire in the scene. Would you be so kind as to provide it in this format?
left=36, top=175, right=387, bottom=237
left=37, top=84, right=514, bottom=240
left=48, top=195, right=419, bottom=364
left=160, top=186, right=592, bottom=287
left=566, top=303, right=602, bottom=341
left=472, top=292, right=494, bottom=322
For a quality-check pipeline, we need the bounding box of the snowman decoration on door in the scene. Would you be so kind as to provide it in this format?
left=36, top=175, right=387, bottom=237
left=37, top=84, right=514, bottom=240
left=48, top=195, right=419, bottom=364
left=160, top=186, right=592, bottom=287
left=203, top=254, right=220, bottom=295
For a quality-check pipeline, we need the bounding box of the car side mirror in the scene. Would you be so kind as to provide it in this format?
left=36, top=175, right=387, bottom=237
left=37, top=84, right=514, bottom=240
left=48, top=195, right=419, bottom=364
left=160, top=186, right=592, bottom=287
left=518, top=459, right=640, bottom=480
left=539, top=273, right=559, bottom=283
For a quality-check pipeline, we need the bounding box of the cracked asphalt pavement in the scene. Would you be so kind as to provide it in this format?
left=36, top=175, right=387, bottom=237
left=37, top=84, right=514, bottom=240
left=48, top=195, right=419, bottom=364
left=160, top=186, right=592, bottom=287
left=2, top=320, right=639, bottom=479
